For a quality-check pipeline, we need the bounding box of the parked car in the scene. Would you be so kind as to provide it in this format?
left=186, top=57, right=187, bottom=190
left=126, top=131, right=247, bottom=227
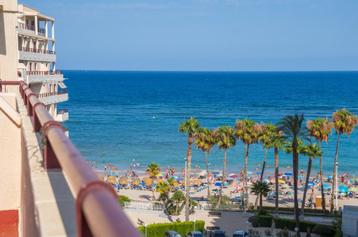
left=231, top=196, right=241, bottom=203
left=207, top=230, right=226, bottom=237
left=187, top=231, right=204, bottom=237
left=232, top=230, right=248, bottom=237
left=165, top=230, right=182, bottom=237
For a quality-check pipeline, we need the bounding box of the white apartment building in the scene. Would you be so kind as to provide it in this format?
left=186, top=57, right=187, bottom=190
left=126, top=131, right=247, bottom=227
left=1, top=1, right=68, bottom=122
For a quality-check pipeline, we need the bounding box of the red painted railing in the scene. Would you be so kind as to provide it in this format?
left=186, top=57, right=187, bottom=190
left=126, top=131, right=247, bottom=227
left=27, top=71, right=62, bottom=76
left=1, top=81, right=141, bottom=237
left=21, top=47, right=55, bottom=54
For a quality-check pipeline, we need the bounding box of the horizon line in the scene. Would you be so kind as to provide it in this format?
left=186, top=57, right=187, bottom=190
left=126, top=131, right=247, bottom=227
left=60, top=69, right=358, bottom=73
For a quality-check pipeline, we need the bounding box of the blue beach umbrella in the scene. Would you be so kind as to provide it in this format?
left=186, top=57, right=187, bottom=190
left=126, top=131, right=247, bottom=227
left=285, top=172, right=293, bottom=176
left=323, top=183, right=331, bottom=190
left=338, top=185, right=348, bottom=193
left=215, top=181, right=222, bottom=187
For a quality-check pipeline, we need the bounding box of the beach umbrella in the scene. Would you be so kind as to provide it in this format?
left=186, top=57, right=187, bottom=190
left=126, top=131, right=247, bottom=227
left=119, top=176, right=128, bottom=185
left=278, top=179, right=286, bottom=184
left=132, top=178, right=140, bottom=186
left=229, top=173, right=238, bottom=178
left=107, top=176, right=116, bottom=184
left=143, top=177, right=153, bottom=187
left=308, top=181, right=314, bottom=187
left=215, top=181, right=222, bottom=187
left=323, top=183, right=331, bottom=190
left=338, top=185, right=348, bottom=193
left=284, top=172, right=293, bottom=176
left=191, top=179, right=201, bottom=186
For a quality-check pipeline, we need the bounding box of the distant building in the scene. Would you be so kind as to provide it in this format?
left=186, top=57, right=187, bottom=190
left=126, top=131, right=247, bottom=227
left=342, top=205, right=358, bottom=237
left=1, top=0, right=68, bottom=122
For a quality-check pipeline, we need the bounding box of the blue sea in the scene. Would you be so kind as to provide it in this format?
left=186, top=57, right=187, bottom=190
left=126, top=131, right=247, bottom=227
left=62, top=71, right=358, bottom=175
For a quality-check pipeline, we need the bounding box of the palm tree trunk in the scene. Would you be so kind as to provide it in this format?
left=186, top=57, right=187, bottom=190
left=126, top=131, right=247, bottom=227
left=205, top=152, right=210, bottom=199
left=319, top=142, right=326, bottom=212
left=293, top=142, right=300, bottom=237
left=301, top=157, right=313, bottom=218
left=254, top=148, right=268, bottom=209
left=217, top=150, right=227, bottom=208
left=274, top=146, right=279, bottom=216
left=330, top=133, right=340, bottom=213
left=185, top=135, right=193, bottom=221
left=152, top=188, right=156, bottom=200
left=260, top=148, right=268, bottom=182
left=176, top=201, right=179, bottom=215
left=243, top=144, right=249, bottom=212
left=260, top=193, right=263, bottom=211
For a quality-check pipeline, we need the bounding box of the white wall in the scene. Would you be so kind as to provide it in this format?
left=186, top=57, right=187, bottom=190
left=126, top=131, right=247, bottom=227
left=0, top=0, right=19, bottom=81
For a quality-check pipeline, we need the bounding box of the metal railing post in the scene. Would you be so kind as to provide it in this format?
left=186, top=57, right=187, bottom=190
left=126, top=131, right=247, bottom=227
left=42, top=121, right=64, bottom=169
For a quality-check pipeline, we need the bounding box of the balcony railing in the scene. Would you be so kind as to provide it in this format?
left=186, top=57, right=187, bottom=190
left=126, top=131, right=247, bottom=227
left=0, top=80, right=141, bottom=237
left=27, top=70, right=62, bottom=76
left=37, top=89, right=68, bottom=98
left=18, top=23, right=35, bottom=31
left=21, top=47, right=55, bottom=55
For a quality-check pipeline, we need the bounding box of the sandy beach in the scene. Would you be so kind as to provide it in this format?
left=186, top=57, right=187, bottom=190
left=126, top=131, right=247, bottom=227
left=97, top=166, right=358, bottom=235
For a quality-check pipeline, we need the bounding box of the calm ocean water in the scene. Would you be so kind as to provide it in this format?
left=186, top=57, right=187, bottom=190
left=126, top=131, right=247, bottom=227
left=61, top=71, right=358, bottom=175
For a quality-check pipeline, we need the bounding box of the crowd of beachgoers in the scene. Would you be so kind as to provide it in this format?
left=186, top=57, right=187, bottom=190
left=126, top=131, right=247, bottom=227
left=97, top=163, right=358, bottom=209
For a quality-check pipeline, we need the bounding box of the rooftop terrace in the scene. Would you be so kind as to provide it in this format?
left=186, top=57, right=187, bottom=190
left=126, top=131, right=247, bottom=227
left=0, top=81, right=141, bottom=237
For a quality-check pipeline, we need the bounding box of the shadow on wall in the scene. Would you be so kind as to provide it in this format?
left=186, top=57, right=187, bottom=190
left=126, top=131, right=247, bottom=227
left=0, top=9, right=6, bottom=55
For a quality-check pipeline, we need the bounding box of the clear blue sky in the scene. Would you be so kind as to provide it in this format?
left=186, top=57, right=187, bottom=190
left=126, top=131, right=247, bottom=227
left=22, top=0, right=358, bottom=71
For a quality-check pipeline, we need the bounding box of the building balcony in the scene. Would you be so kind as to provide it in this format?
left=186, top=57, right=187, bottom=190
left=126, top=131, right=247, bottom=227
left=37, top=89, right=68, bottom=105
left=19, top=47, right=56, bottom=62
left=55, top=109, right=69, bottom=122
left=26, top=71, right=64, bottom=84
left=17, top=23, right=54, bottom=40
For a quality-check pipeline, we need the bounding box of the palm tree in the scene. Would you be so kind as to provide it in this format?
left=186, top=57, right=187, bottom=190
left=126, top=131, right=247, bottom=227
left=235, top=119, right=261, bottom=211
left=278, top=114, right=306, bottom=237
left=307, top=118, right=333, bottom=212
left=259, top=124, right=284, bottom=215
left=301, top=143, right=322, bottom=217
left=330, top=109, right=358, bottom=212
left=156, top=180, right=171, bottom=208
left=179, top=117, right=200, bottom=221
left=251, top=181, right=271, bottom=211
left=195, top=127, right=216, bottom=199
left=258, top=124, right=273, bottom=181
left=146, top=163, right=161, bottom=199
left=171, top=190, right=185, bottom=215
left=214, top=126, right=236, bottom=208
